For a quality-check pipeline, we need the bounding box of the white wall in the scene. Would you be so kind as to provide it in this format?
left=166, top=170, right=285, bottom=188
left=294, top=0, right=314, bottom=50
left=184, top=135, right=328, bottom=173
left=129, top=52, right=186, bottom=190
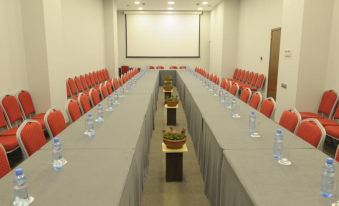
left=236, top=0, right=283, bottom=93
left=117, top=11, right=210, bottom=69
left=0, top=0, right=28, bottom=97
left=209, top=2, right=224, bottom=76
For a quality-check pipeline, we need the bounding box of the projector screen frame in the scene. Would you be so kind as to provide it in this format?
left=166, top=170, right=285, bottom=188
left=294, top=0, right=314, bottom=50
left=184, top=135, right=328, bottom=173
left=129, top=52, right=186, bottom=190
left=125, top=11, right=201, bottom=58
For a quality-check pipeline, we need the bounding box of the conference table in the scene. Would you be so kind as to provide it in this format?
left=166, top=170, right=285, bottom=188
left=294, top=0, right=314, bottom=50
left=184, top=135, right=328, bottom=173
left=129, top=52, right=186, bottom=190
left=0, top=69, right=338, bottom=206
left=0, top=71, right=159, bottom=206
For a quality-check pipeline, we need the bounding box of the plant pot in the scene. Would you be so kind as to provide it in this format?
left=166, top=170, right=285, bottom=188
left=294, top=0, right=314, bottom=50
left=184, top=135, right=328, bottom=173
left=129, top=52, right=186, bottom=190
left=166, top=101, right=178, bottom=107
left=163, top=138, right=186, bottom=149
left=164, top=80, right=172, bottom=85
left=164, top=86, right=173, bottom=91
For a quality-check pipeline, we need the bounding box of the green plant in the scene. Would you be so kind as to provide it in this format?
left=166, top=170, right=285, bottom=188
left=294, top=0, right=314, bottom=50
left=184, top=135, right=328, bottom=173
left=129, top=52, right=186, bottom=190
left=163, top=128, right=186, bottom=141
left=165, top=95, right=178, bottom=102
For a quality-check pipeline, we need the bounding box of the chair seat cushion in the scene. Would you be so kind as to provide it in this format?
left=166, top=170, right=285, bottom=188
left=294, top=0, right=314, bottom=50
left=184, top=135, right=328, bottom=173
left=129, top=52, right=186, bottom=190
left=0, top=128, right=17, bottom=136
left=32, top=113, right=45, bottom=119
left=325, top=125, right=339, bottom=139
left=300, top=112, right=322, bottom=120
left=317, top=118, right=338, bottom=126
left=0, top=135, right=19, bottom=151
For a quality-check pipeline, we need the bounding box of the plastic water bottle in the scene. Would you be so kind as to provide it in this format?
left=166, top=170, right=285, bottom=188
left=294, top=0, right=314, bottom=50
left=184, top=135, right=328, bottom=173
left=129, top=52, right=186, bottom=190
left=224, top=93, right=231, bottom=109
left=219, top=89, right=225, bottom=103
left=231, top=98, right=240, bottom=118
left=320, top=157, right=336, bottom=198
left=273, top=129, right=283, bottom=160
left=13, top=168, right=30, bottom=205
left=86, top=114, right=95, bottom=138
left=52, top=137, right=63, bottom=171
left=96, top=103, right=104, bottom=122
left=249, top=111, right=256, bottom=136
left=114, top=92, right=120, bottom=105
left=213, top=85, right=219, bottom=96
left=106, top=95, right=114, bottom=112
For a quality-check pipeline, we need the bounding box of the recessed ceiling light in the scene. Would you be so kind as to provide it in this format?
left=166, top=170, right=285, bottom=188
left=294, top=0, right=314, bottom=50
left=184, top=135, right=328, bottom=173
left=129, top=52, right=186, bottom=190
left=202, top=1, right=208, bottom=5
left=198, top=7, right=203, bottom=10
left=168, top=7, right=174, bottom=10
left=134, top=1, right=140, bottom=5
left=168, top=1, right=175, bottom=5
left=138, top=7, right=143, bottom=10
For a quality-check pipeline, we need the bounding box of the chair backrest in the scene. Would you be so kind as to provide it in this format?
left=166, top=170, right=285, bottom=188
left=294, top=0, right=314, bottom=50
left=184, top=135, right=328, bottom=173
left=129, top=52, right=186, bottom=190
left=230, top=83, right=239, bottom=96
left=295, top=118, right=326, bottom=150
left=242, top=71, right=249, bottom=83
left=0, top=106, right=9, bottom=130
left=246, top=72, right=254, bottom=84
left=85, top=74, right=93, bottom=88
left=65, top=99, right=82, bottom=123
left=335, top=145, right=339, bottom=162
left=238, top=70, right=245, bottom=82
left=248, top=92, right=262, bottom=110
left=67, top=78, right=78, bottom=96
left=250, top=73, right=259, bottom=87
left=240, top=88, right=252, bottom=103
left=106, top=81, right=113, bottom=95
left=1, top=95, right=24, bottom=127
left=89, top=88, right=101, bottom=106
left=279, top=108, right=302, bottom=133
left=259, top=97, right=276, bottom=118
left=332, top=105, right=339, bottom=120
left=97, top=71, right=104, bottom=82
left=317, top=90, right=338, bottom=118
left=44, top=108, right=67, bottom=138
left=93, top=72, right=100, bottom=84
left=16, top=120, right=46, bottom=158
left=99, top=83, right=109, bottom=99
left=156, top=66, right=164, bottom=70
left=66, top=81, right=71, bottom=98
left=80, top=75, right=89, bottom=91
left=17, top=90, right=37, bottom=119
left=235, top=69, right=242, bottom=80
left=74, top=76, right=84, bottom=92
left=179, top=66, right=186, bottom=69
left=103, top=68, right=110, bottom=80
left=0, top=144, right=11, bottom=179
left=149, top=66, right=155, bottom=69
left=170, top=66, right=178, bottom=69
left=255, top=74, right=265, bottom=89
left=232, top=68, right=239, bottom=79
left=89, top=72, right=97, bottom=85
left=78, top=93, right=92, bottom=114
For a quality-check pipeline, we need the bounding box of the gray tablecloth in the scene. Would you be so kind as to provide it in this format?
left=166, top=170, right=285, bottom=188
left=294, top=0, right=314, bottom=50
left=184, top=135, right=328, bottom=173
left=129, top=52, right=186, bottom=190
left=0, top=71, right=160, bottom=206
left=220, top=149, right=338, bottom=206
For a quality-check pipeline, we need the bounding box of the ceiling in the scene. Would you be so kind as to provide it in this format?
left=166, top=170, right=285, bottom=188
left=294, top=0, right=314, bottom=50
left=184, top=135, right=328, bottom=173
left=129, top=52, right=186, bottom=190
left=117, top=0, right=223, bottom=11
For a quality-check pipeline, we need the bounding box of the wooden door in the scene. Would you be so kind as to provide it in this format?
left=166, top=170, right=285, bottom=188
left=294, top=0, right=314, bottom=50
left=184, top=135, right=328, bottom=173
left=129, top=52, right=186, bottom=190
left=267, top=28, right=281, bottom=100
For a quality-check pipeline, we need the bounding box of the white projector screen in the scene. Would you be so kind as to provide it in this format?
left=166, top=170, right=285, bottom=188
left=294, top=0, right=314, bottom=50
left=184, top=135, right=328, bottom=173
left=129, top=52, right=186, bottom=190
left=125, top=12, right=200, bottom=58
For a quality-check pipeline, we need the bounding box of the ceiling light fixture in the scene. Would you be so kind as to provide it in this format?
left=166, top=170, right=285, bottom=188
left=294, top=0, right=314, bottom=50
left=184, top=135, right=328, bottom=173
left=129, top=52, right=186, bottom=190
left=134, top=1, right=140, bottom=5
left=168, top=7, right=174, bottom=10
left=202, top=1, right=208, bottom=5
left=198, top=7, right=203, bottom=10
left=138, top=7, right=143, bottom=10
left=168, top=1, right=175, bottom=5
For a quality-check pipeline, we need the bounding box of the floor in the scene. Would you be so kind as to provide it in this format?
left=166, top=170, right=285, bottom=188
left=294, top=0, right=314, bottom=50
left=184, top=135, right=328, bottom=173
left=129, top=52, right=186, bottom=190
left=140, top=88, right=210, bottom=206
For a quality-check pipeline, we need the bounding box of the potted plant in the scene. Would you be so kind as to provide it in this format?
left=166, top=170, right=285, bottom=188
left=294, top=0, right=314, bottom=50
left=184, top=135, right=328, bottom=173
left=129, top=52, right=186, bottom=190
left=163, top=128, right=186, bottom=149
left=165, top=95, right=179, bottom=107
left=164, top=75, right=173, bottom=85
left=163, top=82, right=173, bottom=91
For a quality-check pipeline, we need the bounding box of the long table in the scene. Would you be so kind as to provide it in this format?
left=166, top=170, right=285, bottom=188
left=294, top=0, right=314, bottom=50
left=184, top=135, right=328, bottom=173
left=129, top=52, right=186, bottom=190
left=176, top=71, right=338, bottom=206
left=0, top=71, right=160, bottom=206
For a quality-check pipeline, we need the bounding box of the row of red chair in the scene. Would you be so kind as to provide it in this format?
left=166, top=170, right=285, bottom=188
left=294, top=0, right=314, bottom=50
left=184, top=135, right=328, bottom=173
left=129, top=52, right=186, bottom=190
left=148, top=65, right=186, bottom=70
left=196, top=67, right=328, bottom=153
left=228, top=68, right=266, bottom=92
left=66, top=68, right=110, bottom=98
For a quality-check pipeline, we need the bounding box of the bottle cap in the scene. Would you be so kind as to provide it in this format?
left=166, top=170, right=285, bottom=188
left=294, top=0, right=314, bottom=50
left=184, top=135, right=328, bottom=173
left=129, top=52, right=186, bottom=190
left=15, top=168, right=23, bottom=176
left=53, top=137, right=60, bottom=144
left=326, top=157, right=334, bottom=165
left=232, top=98, right=236, bottom=102
left=250, top=111, right=255, bottom=115
left=88, top=113, right=93, bottom=117
left=276, top=128, right=282, bottom=135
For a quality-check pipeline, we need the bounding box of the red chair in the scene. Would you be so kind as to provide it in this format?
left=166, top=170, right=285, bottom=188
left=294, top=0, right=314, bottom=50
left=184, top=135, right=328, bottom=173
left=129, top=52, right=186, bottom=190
left=248, top=92, right=262, bottom=110
left=156, top=66, right=164, bottom=70
left=235, top=69, right=242, bottom=81
left=78, top=93, right=92, bottom=114
left=324, top=125, right=339, bottom=140
left=66, top=81, right=71, bottom=98
left=0, top=107, right=19, bottom=153
left=240, top=88, right=252, bottom=103
left=99, top=83, right=109, bottom=99
left=89, top=88, right=101, bottom=106
left=16, top=91, right=46, bottom=128
left=93, top=71, right=100, bottom=84
left=74, top=76, right=85, bottom=93
left=251, top=74, right=265, bottom=91
left=279, top=108, right=302, bottom=133
left=149, top=66, right=155, bottom=70
left=246, top=72, right=254, bottom=85
left=232, top=68, right=239, bottom=80
left=106, top=81, right=113, bottom=95
left=1, top=95, right=24, bottom=128
left=250, top=73, right=259, bottom=88
left=295, top=118, right=326, bottom=150
left=16, top=120, right=47, bottom=158
left=67, top=78, right=78, bottom=96
left=44, top=109, right=67, bottom=138
left=238, top=70, right=245, bottom=82
left=170, top=66, right=178, bottom=69
left=80, top=75, right=89, bottom=92
left=103, top=68, right=110, bottom=80
left=89, top=72, right=98, bottom=86
left=242, top=71, right=249, bottom=83
left=300, top=90, right=338, bottom=120
left=229, top=83, right=239, bottom=96
left=179, top=66, right=186, bottom=69
left=259, top=97, right=276, bottom=119
left=85, top=74, right=93, bottom=88
left=317, top=106, right=339, bottom=127
left=0, top=144, right=11, bottom=179
left=65, top=99, right=82, bottom=123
